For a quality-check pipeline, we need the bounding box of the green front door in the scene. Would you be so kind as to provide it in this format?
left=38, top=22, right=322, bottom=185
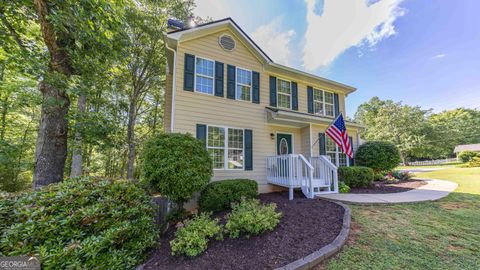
left=276, top=133, right=292, bottom=155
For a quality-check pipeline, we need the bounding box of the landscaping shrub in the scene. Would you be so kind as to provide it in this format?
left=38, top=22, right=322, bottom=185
left=225, top=199, right=282, bottom=239
left=140, top=133, right=212, bottom=205
left=338, top=181, right=350, bottom=193
left=466, top=157, right=480, bottom=167
left=457, top=151, right=478, bottom=163
left=199, top=179, right=258, bottom=212
left=0, top=177, right=157, bottom=269
left=355, top=141, right=401, bottom=172
left=170, top=213, right=223, bottom=257
left=374, top=172, right=385, bottom=181
left=392, top=170, right=412, bottom=181
left=338, top=166, right=374, bottom=188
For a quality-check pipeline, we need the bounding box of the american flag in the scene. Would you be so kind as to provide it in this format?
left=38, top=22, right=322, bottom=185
left=325, top=113, right=353, bottom=158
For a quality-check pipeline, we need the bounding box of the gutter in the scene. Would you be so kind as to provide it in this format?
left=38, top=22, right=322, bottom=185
left=165, top=42, right=177, bottom=133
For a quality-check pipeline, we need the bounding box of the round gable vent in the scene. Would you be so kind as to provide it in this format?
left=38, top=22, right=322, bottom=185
left=219, top=34, right=236, bottom=51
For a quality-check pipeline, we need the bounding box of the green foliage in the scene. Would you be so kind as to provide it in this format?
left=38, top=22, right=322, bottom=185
left=170, top=213, right=223, bottom=257
left=355, top=141, right=401, bottom=172
left=166, top=208, right=190, bottom=223
left=339, top=181, right=351, bottom=193
left=0, top=141, right=31, bottom=192
left=392, top=170, right=412, bottom=181
left=373, top=172, right=385, bottom=181
left=225, top=199, right=282, bottom=239
left=0, top=177, right=157, bottom=269
left=338, top=166, right=374, bottom=188
left=199, top=179, right=258, bottom=212
left=140, top=133, right=212, bottom=204
left=465, top=157, right=480, bottom=168
left=457, top=151, right=479, bottom=163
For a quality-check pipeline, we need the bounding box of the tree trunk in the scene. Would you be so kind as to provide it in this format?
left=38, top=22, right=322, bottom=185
left=70, top=94, right=87, bottom=177
left=32, top=81, right=70, bottom=187
left=400, top=152, right=408, bottom=166
left=126, top=99, right=137, bottom=179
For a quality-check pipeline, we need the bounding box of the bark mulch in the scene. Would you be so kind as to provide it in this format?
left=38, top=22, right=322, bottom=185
left=143, top=192, right=345, bottom=270
left=349, top=179, right=427, bottom=194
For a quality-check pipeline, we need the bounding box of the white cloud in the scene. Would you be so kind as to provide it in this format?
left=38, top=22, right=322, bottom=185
left=303, top=0, right=405, bottom=70
left=193, top=0, right=230, bottom=20
left=251, top=18, right=295, bottom=65
left=431, top=54, right=446, bottom=59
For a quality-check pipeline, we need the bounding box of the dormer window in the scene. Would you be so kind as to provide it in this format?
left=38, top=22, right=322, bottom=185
left=313, top=88, right=335, bottom=117
left=277, top=79, right=291, bottom=109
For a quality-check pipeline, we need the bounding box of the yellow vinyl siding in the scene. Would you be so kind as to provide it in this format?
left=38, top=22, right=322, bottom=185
left=169, top=29, right=353, bottom=192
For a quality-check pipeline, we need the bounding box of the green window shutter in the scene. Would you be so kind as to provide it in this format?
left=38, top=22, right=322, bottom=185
left=292, top=82, right=298, bottom=110
left=244, top=129, right=253, bottom=170
left=269, top=76, right=277, bottom=106
left=184, top=53, right=195, bottom=91
left=252, top=71, right=260, bottom=104
left=349, top=136, right=354, bottom=166
left=196, top=124, right=207, bottom=148
left=334, top=93, right=340, bottom=116
left=214, top=61, right=224, bottom=97
left=307, top=86, right=314, bottom=114
left=319, top=133, right=326, bottom=155
left=227, top=64, right=236, bottom=99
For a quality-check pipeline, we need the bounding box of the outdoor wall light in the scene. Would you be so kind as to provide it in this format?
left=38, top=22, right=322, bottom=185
left=270, top=133, right=275, bottom=140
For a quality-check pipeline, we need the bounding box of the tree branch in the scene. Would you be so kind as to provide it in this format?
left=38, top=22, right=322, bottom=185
left=0, top=7, right=26, bottom=49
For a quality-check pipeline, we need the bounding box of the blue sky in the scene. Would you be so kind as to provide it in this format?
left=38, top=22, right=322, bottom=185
left=194, top=0, right=480, bottom=117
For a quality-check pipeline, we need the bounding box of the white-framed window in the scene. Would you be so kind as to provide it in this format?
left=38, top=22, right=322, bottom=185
left=195, top=57, right=214, bottom=94
left=236, top=67, right=252, bottom=101
left=313, top=88, right=335, bottom=117
left=207, top=125, right=244, bottom=170
left=326, top=136, right=348, bottom=167
left=277, top=78, right=291, bottom=109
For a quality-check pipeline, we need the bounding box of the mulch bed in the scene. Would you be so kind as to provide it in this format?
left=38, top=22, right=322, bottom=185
left=349, top=179, right=427, bottom=194
left=143, top=192, right=345, bottom=270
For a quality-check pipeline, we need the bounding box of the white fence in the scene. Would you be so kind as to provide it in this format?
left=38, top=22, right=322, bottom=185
left=400, top=158, right=457, bottom=166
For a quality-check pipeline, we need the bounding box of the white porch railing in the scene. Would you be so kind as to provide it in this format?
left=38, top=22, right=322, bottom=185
left=266, top=154, right=338, bottom=200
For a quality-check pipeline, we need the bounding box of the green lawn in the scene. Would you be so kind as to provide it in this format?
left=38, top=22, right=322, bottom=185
left=324, top=167, right=480, bottom=270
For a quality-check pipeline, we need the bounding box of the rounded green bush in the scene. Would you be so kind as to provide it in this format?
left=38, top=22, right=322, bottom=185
left=457, top=151, right=478, bottom=163
left=355, top=141, right=401, bottom=172
left=140, top=133, right=212, bottom=204
left=338, top=166, right=375, bottom=188
left=338, top=181, right=351, bottom=193
left=199, top=179, right=258, bottom=212
left=0, top=177, right=157, bottom=269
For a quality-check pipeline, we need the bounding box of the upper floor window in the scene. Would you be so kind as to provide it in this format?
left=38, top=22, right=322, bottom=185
left=207, top=125, right=244, bottom=170
left=313, top=88, right=335, bottom=117
left=195, top=57, right=214, bottom=94
left=277, top=79, right=291, bottom=109
left=236, top=67, right=252, bottom=101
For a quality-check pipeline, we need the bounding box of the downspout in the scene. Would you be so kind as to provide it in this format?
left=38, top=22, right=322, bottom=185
left=165, top=42, right=177, bottom=133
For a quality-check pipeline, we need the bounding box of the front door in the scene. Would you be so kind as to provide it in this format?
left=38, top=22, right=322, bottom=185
left=276, top=133, right=292, bottom=155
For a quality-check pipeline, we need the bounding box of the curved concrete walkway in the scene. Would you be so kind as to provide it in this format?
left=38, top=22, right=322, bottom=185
left=317, top=179, right=458, bottom=204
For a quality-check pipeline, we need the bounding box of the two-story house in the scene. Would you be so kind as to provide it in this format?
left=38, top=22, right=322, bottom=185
left=164, top=18, right=363, bottom=199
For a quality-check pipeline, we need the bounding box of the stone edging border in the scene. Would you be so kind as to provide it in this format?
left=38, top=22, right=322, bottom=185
left=275, top=201, right=351, bottom=270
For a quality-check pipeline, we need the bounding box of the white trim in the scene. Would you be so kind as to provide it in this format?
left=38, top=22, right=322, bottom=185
left=235, top=66, right=252, bottom=102
left=194, top=55, right=215, bottom=95
left=206, top=124, right=245, bottom=171
left=165, top=43, right=176, bottom=132
left=276, top=77, right=292, bottom=110
left=275, top=131, right=295, bottom=154
left=312, top=88, right=335, bottom=117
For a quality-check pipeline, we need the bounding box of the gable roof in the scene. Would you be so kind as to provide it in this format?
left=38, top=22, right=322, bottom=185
left=454, top=144, right=480, bottom=153
left=165, top=18, right=356, bottom=94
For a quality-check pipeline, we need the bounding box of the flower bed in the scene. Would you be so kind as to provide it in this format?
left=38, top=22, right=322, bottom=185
left=143, top=192, right=345, bottom=269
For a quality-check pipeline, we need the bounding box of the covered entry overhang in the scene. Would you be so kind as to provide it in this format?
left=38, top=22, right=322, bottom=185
left=265, top=107, right=364, bottom=129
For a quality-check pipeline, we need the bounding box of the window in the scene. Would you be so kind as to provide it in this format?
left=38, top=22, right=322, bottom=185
left=207, top=126, right=244, bottom=170
left=277, top=79, right=291, bottom=109
left=195, top=57, right=214, bottom=94
left=313, top=88, right=335, bottom=117
left=236, top=67, right=252, bottom=101
left=325, top=136, right=348, bottom=167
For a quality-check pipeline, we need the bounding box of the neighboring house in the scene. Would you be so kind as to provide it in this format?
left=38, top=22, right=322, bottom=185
left=164, top=18, right=362, bottom=198
left=453, top=144, right=480, bottom=154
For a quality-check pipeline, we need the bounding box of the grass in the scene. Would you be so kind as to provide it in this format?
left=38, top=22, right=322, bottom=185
left=324, top=167, right=480, bottom=270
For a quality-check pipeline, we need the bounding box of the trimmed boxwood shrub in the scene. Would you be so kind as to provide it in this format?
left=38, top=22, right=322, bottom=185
left=458, top=151, right=478, bottom=163
left=0, top=177, right=157, bottom=269
left=199, top=179, right=258, bottom=212
left=338, top=166, right=374, bottom=188
left=140, top=133, right=212, bottom=205
left=355, top=141, right=401, bottom=172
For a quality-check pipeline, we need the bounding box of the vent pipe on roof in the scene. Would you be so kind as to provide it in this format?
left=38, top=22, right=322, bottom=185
left=167, top=18, right=185, bottom=32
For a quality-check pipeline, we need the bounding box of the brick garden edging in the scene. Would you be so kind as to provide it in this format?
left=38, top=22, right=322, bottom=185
left=275, top=201, right=351, bottom=270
